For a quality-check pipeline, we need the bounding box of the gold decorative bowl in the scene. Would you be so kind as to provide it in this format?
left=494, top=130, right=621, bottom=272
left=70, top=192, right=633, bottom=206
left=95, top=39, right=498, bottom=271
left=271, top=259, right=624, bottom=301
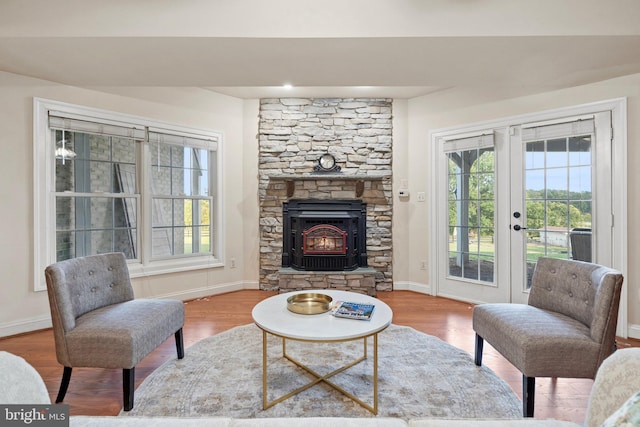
left=287, top=293, right=333, bottom=315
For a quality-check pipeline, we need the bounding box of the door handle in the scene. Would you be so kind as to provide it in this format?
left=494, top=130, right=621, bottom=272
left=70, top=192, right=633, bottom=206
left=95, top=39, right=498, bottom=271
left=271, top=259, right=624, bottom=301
left=513, top=224, right=527, bottom=231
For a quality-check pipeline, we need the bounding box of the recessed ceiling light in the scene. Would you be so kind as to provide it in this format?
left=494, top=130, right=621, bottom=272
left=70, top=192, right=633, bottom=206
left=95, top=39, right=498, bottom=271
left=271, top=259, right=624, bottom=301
left=283, top=84, right=293, bottom=89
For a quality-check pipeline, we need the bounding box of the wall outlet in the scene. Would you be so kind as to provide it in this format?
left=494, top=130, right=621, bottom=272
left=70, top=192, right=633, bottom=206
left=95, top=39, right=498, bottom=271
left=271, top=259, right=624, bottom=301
left=230, top=257, right=236, bottom=268
left=417, top=192, right=426, bottom=202
left=420, top=260, right=427, bottom=270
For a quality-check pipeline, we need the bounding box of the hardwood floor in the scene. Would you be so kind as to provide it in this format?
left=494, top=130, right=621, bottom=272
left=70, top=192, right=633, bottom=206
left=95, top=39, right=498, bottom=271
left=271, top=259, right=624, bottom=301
left=0, top=290, right=637, bottom=422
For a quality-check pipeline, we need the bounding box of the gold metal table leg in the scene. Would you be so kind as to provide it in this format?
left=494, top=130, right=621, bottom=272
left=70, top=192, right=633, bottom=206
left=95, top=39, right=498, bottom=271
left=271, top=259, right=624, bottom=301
left=261, top=330, right=380, bottom=414
left=373, top=332, right=378, bottom=414
left=262, top=329, right=268, bottom=410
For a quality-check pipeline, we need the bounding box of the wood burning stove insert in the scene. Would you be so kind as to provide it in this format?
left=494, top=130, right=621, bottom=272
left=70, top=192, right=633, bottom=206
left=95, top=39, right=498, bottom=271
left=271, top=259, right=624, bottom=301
left=282, top=199, right=367, bottom=271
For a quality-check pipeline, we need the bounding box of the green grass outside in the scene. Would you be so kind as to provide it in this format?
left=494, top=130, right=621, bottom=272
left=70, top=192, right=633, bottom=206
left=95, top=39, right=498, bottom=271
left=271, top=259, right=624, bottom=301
left=183, top=230, right=211, bottom=254
left=449, top=236, right=569, bottom=262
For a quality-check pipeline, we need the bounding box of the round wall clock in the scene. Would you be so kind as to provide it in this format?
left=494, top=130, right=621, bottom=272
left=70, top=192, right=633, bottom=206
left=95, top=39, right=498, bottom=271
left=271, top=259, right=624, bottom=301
left=314, top=153, right=341, bottom=172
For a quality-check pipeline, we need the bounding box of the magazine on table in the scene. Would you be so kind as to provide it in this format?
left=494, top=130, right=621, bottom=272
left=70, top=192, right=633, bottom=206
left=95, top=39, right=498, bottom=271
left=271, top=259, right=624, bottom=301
left=331, top=301, right=375, bottom=321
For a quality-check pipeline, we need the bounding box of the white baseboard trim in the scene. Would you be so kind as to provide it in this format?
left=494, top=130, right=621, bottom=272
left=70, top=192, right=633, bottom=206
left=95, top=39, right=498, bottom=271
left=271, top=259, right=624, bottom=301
left=0, top=315, right=52, bottom=338
left=392, top=281, right=432, bottom=294
left=628, top=323, right=640, bottom=340
left=434, top=292, right=486, bottom=306
left=155, top=280, right=258, bottom=301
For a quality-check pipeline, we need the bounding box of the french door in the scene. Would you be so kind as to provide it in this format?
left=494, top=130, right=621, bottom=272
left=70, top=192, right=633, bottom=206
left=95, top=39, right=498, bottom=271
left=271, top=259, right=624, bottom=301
left=434, top=109, right=614, bottom=305
left=508, top=113, right=612, bottom=303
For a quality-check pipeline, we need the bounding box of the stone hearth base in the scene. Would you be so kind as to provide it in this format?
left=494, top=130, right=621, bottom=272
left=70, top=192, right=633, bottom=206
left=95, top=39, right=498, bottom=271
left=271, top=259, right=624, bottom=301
left=278, top=267, right=378, bottom=296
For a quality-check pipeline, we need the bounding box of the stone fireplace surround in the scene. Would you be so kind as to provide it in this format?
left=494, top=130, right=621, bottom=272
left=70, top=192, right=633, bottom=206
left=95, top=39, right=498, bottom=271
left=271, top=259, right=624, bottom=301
left=258, top=98, right=393, bottom=295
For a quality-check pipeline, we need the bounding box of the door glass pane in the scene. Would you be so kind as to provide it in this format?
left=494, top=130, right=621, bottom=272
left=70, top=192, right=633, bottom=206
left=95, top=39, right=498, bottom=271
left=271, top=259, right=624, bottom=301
left=524, top=135, right=593, bottom=288
left=447, top=148, right=495, bottom=284
left=525, top=169, right=545, bottom=192
left=569, top=136, right=591, bottom=166
left=525, top=141, right=545, bottom=169
left=570, top=166, right=591, bottom=193
left=546, top=168, right=568, bottom=198
left=546, top=138, right=568, bottom=168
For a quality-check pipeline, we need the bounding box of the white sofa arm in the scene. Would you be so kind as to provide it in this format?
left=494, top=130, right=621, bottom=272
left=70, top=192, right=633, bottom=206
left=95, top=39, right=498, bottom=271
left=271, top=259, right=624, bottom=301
left=408, top=420, right=578, bottom=426
left=584, top=348, right=640, bottom=427
left=0, top=351, right=51, bottom=404
left=231, top=419, right=408, bottom=427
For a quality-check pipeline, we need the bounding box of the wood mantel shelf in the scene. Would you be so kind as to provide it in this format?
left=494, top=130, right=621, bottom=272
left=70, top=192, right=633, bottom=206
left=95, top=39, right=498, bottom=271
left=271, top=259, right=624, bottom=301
left=265, top=173, right=390, bottom=198
left=266, top=173, right=390, bottom=181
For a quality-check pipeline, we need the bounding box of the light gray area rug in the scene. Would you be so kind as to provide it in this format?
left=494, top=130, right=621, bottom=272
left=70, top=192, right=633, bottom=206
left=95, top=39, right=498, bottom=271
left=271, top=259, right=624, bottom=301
left=122, top=324, right=521, bottom=419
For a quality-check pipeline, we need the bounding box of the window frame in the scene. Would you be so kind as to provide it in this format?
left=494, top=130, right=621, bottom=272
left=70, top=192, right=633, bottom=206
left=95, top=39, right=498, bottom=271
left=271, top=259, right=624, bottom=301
left=145, top=137, right=215, bottom=261
left=34, top=98, right=224, bottom=291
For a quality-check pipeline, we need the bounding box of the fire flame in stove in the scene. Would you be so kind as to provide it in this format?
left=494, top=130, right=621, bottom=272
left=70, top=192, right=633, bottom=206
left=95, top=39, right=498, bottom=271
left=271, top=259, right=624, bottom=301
left=303, top=224, right=346, bottom=255
left=310, top=236, right=335, bottom=251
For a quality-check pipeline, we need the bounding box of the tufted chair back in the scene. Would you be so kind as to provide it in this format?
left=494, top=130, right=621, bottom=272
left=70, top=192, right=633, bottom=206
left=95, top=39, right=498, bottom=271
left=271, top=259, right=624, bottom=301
left=528, top=257, right=623, bottom=356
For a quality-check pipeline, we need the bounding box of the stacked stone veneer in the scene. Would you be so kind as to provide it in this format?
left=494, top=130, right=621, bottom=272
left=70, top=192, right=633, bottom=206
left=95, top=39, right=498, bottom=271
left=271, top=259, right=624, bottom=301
left=258, top=98, right=393, bottom=294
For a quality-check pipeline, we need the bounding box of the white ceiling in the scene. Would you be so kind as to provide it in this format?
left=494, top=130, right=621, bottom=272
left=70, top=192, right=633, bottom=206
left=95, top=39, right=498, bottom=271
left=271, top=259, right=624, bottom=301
left=1, top=1, right=640, bottom=99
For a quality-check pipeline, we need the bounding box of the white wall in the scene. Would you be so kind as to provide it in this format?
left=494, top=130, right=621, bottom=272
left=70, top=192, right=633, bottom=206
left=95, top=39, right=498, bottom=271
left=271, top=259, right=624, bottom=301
left=242, top=99, right=260, bottom=285
left=390, top=99, right=421, bottom=291
left=405, top=73, right=640, bottom=334
left=3, top=68, right=640, bottom=338
left=0, top=71, right=248, bottom=337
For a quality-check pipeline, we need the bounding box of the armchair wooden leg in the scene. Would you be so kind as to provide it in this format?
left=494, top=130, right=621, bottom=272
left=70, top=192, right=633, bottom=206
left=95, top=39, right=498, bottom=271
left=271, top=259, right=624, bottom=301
left=474, top=334, right=484, bottom=366
left=123, top=368, right=135, bottom=411
left=523, top=375, right=535, bottom=417
left=55, top=366, right=72, bottom=403
left=175, top=328, right=185, bottom=359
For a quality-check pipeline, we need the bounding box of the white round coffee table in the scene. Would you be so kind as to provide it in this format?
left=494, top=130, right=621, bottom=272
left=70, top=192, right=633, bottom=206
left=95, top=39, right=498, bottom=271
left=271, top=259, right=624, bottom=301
left=252, top=289, right=393, bottom=414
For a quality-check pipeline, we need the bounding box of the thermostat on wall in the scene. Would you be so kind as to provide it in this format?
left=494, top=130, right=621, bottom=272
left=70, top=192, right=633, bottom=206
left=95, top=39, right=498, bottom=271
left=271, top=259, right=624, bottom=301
left=399, top=189, right=409, bottom=198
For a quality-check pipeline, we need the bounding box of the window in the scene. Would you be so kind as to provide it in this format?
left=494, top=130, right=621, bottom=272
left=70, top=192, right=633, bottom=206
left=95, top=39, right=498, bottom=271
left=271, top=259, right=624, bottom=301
left=443, top=133, right=495, bottom=284
left=148, top=131, right=214, bottom=258
left=34, top=98, right=223, bottom=290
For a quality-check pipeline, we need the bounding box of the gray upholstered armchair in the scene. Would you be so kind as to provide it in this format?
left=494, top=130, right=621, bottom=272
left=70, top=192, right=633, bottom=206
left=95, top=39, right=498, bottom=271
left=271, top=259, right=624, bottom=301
left=45, top=252, right=185, bottom=411
left=472, top=257, right=623, bottom=418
